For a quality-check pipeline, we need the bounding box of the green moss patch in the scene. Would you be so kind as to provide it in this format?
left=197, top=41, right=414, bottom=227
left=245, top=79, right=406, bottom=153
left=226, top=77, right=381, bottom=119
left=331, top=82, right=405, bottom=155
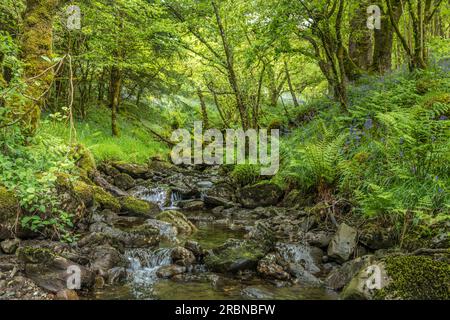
left=376, top=255, right=450, bottom=300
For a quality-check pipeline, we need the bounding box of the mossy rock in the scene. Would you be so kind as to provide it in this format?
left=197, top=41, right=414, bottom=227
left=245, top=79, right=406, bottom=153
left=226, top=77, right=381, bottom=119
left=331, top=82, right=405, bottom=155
left=93, top=186, right=121, bottom=212
left=0, top=186, right=19, bottom=239
left=120, top=196, right=159, bottom=216
left=111, top=162, right=148, bottom=179
left=375, top=255, right=450, bottom=300
left=204, top=239, right=266, bottom=273
left=114, top=173, right=135, bottom=190
left=237, top=181, right=283, bottom=208
left=72, top=144, right=97, bottom=178
left=73, top=180, right=94, bottom=207
left=17, top=246, right=55, bottom=265
left=0, top=186, right=19, bottom=222
left=156, top=210, right=197, bottom=235
left=148, top=159, right=175, bottom=173
left=342, top=254, right=450, bottom=300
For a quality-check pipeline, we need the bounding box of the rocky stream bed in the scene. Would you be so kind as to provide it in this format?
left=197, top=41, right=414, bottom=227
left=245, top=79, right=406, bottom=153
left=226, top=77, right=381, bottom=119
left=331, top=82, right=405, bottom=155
left=0, top=159, right=449, bottom=300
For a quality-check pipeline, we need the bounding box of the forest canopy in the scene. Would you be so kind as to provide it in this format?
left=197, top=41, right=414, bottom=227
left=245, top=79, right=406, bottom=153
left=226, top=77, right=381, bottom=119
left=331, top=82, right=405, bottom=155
left=0, top=0, right=449, bottom=301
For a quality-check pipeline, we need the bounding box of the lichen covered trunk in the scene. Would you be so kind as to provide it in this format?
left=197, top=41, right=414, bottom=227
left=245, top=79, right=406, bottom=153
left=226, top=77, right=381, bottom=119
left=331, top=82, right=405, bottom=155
left=20, top=0, right=59, bottom=135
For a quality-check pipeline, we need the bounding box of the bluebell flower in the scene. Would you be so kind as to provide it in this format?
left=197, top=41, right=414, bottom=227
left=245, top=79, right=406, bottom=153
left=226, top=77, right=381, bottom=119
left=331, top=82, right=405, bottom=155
left=364, top=118, right=373, bottom=130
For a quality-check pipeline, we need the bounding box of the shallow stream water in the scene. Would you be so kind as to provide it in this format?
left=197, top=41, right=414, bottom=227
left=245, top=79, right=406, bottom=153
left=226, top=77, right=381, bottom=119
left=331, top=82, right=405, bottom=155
left=89, top=185, right=339, bottom=300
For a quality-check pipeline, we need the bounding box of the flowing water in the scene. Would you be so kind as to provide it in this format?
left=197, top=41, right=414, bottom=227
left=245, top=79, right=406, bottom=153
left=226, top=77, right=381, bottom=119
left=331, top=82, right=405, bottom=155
left=91, top=186, right=338, bottom=300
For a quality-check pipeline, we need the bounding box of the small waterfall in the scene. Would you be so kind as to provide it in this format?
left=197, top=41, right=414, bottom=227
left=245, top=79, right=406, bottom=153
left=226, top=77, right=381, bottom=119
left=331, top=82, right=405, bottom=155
left=133, top=186, right=179, bottom=209
left=125, top=248, right=173, bottom=298
left=169, top=191, right=182, bottom=209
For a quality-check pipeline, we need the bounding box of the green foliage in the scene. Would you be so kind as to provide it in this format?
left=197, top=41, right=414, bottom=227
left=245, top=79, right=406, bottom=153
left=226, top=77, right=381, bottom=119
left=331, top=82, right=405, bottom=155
left=282, top=120, right=346, bottom=193
left=278, top=69, right=450, bottom=228
left=231, top=164, right=261, bottom=187
left=0, top=132, right=77, bottom=240
left=40, top=104, right=169, bottom=164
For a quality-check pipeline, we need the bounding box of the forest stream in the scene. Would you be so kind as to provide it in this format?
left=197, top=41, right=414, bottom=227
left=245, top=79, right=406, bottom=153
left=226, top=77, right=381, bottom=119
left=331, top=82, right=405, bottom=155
left=87, top=171, right=337, bottom=300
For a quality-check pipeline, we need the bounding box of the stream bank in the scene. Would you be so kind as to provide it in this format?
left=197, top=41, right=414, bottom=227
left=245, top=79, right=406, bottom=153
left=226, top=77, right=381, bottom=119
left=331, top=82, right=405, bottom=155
left=0, top=158, right=448, bottom=300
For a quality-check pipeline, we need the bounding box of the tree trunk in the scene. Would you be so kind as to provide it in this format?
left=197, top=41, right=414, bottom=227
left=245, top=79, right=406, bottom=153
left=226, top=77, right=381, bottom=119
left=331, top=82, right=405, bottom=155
left=371, top=0, right=403, bottom=73
left=110, top=66, right=121, bottom=137
left=284, top=61, right=299, bottom=108
left=211, top=0, right=249, bottom=130
left=20, top=0, right=59, bottom=135
left=348, top=0, right=373, bottom=71
left=197, top=88, right=209, bottom=129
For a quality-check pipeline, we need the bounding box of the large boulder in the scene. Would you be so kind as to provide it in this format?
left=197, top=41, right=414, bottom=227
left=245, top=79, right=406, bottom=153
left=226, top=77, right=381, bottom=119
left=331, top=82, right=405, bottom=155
left=17, top=247, right=95, bottom=293
left=204, top=239, right=266, bottom=273
left=327, top=223, right=358, bottom=263
left=342, top=255, right=450, bottom=300
left=238, top=182, right=283, bottom=208
left=119, top=196, right=160, bottom=217
left=156, top=210, right=197, bottom=235
left=0, top=187, right=19, bottom=240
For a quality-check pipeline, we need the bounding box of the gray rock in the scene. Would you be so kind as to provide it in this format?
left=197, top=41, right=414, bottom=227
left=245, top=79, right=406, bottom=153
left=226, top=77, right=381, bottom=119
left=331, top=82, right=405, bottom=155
left=275, top=243, right=323, bottom=275
left=90, top=245, right=126, bottom=276
left=1, top=239, right=20, bottom=254
left=257, top=254, right=290, bottom=281
left=178, top=200, right=204, bottom=211
left=286, top=263, right=322, bottom=286
left=325, top=255, right=375, bottom=290
left=112, top=162, right=149, bottom=179
left=171, top=246, right=196, bottom=267
left=89, top=222, right=159, bottom=248
left=327, top=223, right=358, bottom=263
left=305, top=231, right=333, bottom=248
left=341, top=261, right=389, bottom=300
left=106, top=267, right=127, bottom=285
left=156, top=265, right=186, bottom=279
left=17, top=247, right=94, bottom=293
left=204, top=195, right=235, bottom=208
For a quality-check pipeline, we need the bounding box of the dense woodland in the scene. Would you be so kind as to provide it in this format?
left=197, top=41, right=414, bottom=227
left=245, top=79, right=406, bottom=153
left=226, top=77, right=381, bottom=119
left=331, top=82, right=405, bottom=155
left=0, top=0, right=449, bottom=300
